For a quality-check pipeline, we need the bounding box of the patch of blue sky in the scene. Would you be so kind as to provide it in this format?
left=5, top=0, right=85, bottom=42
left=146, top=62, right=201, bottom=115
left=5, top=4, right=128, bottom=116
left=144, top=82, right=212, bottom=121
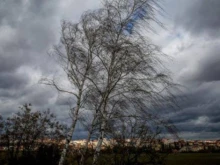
left=123, top=6, right=148, bottom=34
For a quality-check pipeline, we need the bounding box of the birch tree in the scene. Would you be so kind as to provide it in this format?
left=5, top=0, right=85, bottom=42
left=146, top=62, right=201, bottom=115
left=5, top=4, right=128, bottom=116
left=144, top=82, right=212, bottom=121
left=41, top=14, right=102, bottom=164
left=44, top=0, right=179, bottom=164
left=75, top=1, right=179, bottom=164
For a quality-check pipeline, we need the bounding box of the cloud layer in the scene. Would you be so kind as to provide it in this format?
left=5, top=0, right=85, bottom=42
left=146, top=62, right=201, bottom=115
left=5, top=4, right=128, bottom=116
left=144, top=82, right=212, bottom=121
left=0, top=0, right=220, bottom=140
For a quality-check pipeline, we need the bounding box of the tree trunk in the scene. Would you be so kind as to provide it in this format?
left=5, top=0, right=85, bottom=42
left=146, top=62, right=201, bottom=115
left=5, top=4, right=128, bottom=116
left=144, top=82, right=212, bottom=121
left=59, top=97, right=82, bottom=165
left=79, top=115, right=96, bottom=165
left=92, top=119, right=106, bottom=165
left=79, top=130, right=92, bottom=165
left=58, top=117, right=77, bottom=165
left=59, top=88, right=84, bottom=165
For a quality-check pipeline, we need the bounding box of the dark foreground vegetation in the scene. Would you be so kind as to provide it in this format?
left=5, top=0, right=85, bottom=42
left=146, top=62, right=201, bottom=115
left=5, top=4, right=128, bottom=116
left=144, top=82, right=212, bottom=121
left=0, top=104, right=175, bottom=165
left=1, top=149, right=220, bottom=165
left=166, top=153, right=220, bottom=165
left=0, top=104, right=66, bottom=165
left=0, top=104, right=220, bottom=165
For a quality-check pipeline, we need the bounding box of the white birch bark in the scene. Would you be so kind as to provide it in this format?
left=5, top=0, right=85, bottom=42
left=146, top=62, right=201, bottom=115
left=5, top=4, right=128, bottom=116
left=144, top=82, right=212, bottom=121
left=58, top=112, right=79, bottom=165
left=92, top=119, right=106, bottom=165
left=59, top=90, right=83, bottom=165
left=79, top=114, right=96, bottom=165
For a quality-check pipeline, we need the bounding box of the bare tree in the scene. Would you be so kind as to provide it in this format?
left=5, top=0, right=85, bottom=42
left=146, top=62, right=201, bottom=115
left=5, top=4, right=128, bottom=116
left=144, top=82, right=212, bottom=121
left=0, top=104, right=65, bottom=164
left=41, top=11, right=104, bottom=164
left=72, top=1, right=179, bottom=164
left=43, top=0, right=179, bottom=164
left=105, top=115, right=177, bottom=165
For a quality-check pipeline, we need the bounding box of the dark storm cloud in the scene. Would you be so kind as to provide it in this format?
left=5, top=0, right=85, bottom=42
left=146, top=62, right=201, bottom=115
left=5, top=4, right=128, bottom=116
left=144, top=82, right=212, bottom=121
left=172, top=40, right=220, bottom=88
left=21, top=87, right=55, bottom=105
left=0, top=0, right=219, bottom=140
left=170, top=45, right=220, bottom=139
left=0, top=0, right=60, bottom=75
left=160, top=0, right=220, bottom=139
left=0, top=0, right=100, bottom=140
left=0, top=0, right=61, bottom=118
left=194, top=49, right=220, bottom=82
left=210, top=115, right=220, bottom=123
left=175, top=0, right=220, bottom=37
left=55, top=94, right=75, bottom=106
left=0, top=72, right=29, bottom=89
left=0, top=0, right=102, bottom=139
left=175, top=117, right=220, bottom=133
left=168, top=80, right=220, bottom=139
left=0, top=55, right=25, bottom=72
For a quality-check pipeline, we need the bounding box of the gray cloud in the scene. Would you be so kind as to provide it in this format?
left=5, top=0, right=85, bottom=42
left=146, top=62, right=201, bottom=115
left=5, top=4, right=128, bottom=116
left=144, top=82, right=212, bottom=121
left=195, top=50, right=220, bottom=82
left=0, top=72, right=29, bottom=89
left=159, top=0, right=220, bottom=140
left=0, top=0, right=220, bottom=140
left=168, top=80, right=220, bottom=139
left=0, top=0, right=101, bottom=139
left=174, top=0, right=220, bottom=37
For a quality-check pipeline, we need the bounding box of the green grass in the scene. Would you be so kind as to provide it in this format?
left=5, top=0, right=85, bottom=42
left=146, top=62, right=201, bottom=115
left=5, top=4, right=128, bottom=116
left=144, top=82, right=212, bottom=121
left=166, top=153, right=220, bottom=165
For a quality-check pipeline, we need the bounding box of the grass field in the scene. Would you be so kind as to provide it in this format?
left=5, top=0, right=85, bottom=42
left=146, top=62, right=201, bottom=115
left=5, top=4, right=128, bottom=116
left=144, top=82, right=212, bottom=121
left=1, top=151, right=220, bottom=165
left=92, top=153, right=220, bottom=165
left=166, top=153, right=220, bottom=165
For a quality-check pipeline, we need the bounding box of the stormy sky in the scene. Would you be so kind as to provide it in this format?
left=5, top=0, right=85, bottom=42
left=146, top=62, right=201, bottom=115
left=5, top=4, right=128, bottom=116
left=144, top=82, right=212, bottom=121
left=0, top=0, right=220, bottom=140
